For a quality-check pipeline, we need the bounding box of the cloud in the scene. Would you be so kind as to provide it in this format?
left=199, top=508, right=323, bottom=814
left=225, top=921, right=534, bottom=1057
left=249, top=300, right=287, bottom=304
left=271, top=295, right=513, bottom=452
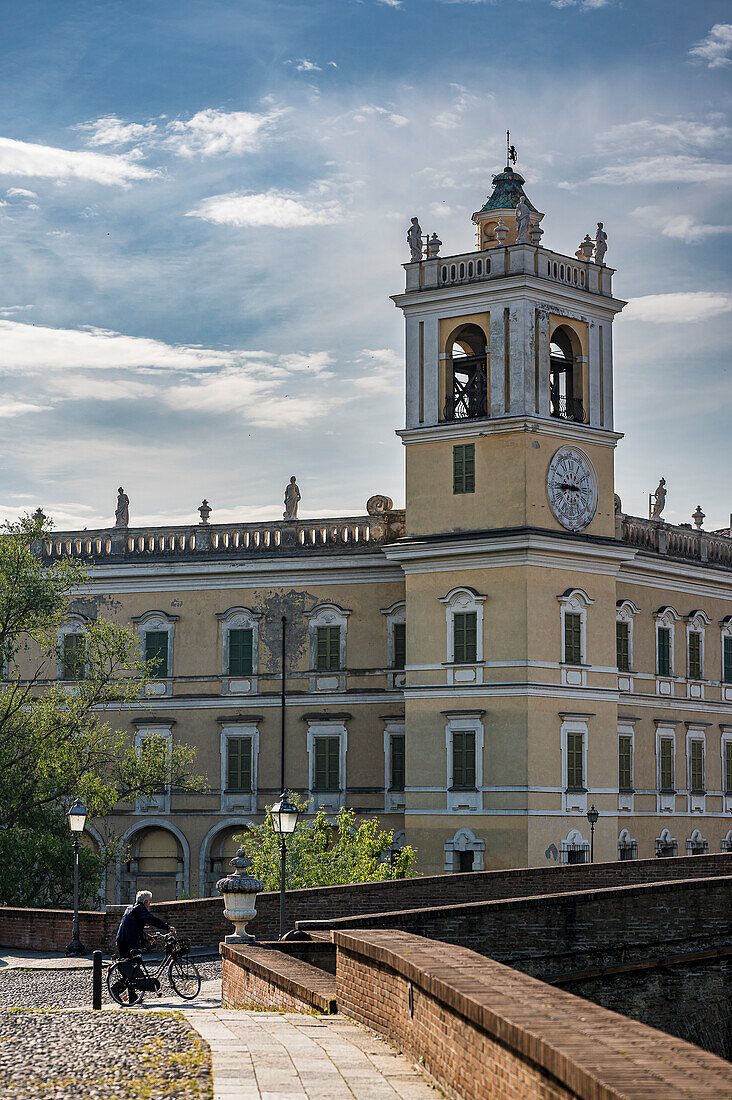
left=689, top=24, right=732, bottom=69
left=0, top=304, right=33, bottom=315
left=351, top=348, right=402, bottom=394
left=0, top=398, right=48, bottom=418
left=290, top=58, right=321, bottom=72
left=602, top=117, right=732, bottom=154
left=435, top=84, right=481, bottom=129
left=623, top=292, right=732, bottom=323
left=6, top=187, right=38, bottom=199
left=587, top=155, right=732, bottom=185
left=186, top=187, right=344, bottom=228
left=0, top=137, right=159, bottom=187
left=377, top=0, right=403, bottom=7
left=631, top=206, right=732, bottom=244
left=352, top=105, right=409, bottom=127
left=75, top=115, right=158, bottom=147
left=550, top=0, right=610, bottom=7
left=164, top=108, right=283, bottom=157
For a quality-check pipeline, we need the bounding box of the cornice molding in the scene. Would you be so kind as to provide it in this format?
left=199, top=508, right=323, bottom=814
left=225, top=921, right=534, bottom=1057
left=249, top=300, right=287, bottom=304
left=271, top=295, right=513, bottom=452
left=397, top=416, right=623, bottom=448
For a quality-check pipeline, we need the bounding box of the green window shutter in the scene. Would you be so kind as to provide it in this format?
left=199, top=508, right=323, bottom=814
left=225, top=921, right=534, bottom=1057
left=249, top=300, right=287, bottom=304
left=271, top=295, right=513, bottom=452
left=566, top=732, right=584, bottom=789
left=314, top=737, right=340, bottom=790
left=616, top=621, right=629, bottom=672
left=688, top=632, right=701, bottom=680
left=453, top=444, right=475, bottom=494
left=564, top=614, right=582, bottom=665
left=657, top=627, right=671, bottom=676
left=316, top=626, right=340, bottom=671
left=62, top=633, right=85, bottom=680
left=689, top=741, right=704, bottom=793
left=453, top=612, right=477, bottom=664
left=228, top=629, right=253, bottom=676
left=452, top=730, right=476, bottom=789
left=145, top=631, right=169, bottom=677
left=724, top=637, right=732, bottom=684
left=392, top=623, right=406, bottom=670
left=390, top=734, right=405, bottom=791
left=227, top=736, right=252, bottom=792
left=659, top=739, right=674, bottom=792
left=618, top=736, right=633, bottom=791
left=726, top=742, right=732, bottom=795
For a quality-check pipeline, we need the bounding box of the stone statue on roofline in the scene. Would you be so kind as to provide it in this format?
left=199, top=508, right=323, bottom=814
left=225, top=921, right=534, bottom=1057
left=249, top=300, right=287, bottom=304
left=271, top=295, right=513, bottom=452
left=515, top=196, right=530, bottom=244
left=594, top=222, right=608, bottom=265
left=406, top=217, right=423, bottom=262
left=650, top=478, right=666, bottom=521
left=115, top=487, right=129, bottom=528
left=283, top=476, right=301, bottom=521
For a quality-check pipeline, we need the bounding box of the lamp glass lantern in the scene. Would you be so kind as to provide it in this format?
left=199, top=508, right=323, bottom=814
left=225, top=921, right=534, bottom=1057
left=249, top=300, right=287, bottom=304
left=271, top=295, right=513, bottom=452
left=67, top=798, right=87, bottom=833
left=270, top=796, right=299, bottom=836
left=586, top=805, right=599, bottom=826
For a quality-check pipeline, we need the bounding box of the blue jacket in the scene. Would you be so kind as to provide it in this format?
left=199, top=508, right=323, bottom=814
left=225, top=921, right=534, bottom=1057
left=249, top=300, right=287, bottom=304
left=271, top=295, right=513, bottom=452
left=116, top=901, right=170, bottom=950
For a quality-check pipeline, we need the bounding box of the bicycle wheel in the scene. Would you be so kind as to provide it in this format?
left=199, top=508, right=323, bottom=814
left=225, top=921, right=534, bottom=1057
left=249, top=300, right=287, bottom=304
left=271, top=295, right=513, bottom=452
left=168, top=956, right=202, bottom=999
left=107, top=962, right=145, bottom=1006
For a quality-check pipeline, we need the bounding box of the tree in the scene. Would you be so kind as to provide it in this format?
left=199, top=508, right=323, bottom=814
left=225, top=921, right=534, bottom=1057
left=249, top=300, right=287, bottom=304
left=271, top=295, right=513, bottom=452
left=236, top=799, right=418, bottom=890
left=0, top=514, right=206, bottom=908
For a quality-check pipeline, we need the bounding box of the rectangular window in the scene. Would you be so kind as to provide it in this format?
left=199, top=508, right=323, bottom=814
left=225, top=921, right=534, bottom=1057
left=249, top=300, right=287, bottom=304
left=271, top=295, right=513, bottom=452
left=390, top=733, right=405, bottom=791
left=62, top=633, right=85, bottom=680
left=226, top=736, right=252, bottom=792
left=723, top=636, right=732, bottom=684
left=452, top=730, right=476, bottom=789
left=145, top=630, right=169, bottom=678
left=689, top=740, right=704, bottom=794
left=618, top=735, right=633, bottom=792
left=566, top=731, right=584, bottom=790
left=688, top=632, right=702, bottom=680
left=616, top=621, right=630, bottom=672
left=453, top=443, right=475, bottom=495
left=726, top=742, right=732, bottom=795
left=659, top=738, right=674, bottom=792
left=228, top=629, right=253, bottom=676
left=140, top=736, right=168, bottom=794
left=313, top=736, right=340, bottom=790
left=392, top=622, right=406, bottom=670
left=316, top=626, right=341, bottom=671
left=564, top=613, right=582, bottom=665
left=657, top=627, right=671, bottom=676
left=453, top=612, right=477, bottom=664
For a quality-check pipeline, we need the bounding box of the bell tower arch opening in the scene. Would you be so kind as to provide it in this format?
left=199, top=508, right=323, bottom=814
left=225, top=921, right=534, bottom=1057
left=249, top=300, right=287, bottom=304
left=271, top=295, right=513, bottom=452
left=549, top=325, right=585, bottom=424
left=444, top=323, right=488, bottom=422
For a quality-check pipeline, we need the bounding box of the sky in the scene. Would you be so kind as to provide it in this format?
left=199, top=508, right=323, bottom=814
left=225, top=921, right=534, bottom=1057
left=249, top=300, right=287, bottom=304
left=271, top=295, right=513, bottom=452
left=0, top=0, right=730, bottom=532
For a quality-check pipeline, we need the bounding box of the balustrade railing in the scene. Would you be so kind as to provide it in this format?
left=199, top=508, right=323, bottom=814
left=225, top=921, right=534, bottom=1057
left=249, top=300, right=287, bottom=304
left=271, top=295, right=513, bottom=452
left=620, top=516, right=732, bottom=567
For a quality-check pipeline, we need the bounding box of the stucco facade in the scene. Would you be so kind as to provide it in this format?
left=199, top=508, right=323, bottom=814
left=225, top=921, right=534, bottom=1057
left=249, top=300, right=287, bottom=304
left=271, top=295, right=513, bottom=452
left=25, top=163, right=732, bottom=901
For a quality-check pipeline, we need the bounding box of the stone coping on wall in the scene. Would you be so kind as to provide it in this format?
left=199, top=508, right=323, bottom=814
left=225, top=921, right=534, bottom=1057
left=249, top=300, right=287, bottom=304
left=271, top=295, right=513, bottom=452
left=333, top=929, right=732, bottom=1100
left=221, top=941, right=337, bottom=1014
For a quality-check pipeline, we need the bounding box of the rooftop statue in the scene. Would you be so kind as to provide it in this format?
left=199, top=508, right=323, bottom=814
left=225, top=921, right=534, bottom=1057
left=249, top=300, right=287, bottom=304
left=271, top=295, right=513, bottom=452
left=115, top=487, right=129, bottom=529
left=594, top=222, right=608, bottom=265
left=515, top=197, right=530, bottom=244
left=283, top=476, right=301, bottom=521
left=407, top=217, right=423, bottom=262
left=650, top=478, right=666, bottom=521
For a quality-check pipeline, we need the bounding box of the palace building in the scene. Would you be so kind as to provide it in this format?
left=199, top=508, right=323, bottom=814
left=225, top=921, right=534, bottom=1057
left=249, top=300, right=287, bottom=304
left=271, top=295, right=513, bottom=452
left=32, top=162, right=732, bottom=902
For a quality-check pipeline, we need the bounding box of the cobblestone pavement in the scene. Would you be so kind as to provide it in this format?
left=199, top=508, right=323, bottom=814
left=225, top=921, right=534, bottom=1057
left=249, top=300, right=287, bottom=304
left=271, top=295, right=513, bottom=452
left=187, top=1009, right=437, bottom=1100
left=0, top=1010, right=212, bottom=1099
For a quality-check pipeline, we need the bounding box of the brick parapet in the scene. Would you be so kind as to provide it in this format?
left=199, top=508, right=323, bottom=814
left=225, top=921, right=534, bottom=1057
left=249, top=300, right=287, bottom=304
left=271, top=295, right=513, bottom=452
left=221, top=942, right=336, bottom=1013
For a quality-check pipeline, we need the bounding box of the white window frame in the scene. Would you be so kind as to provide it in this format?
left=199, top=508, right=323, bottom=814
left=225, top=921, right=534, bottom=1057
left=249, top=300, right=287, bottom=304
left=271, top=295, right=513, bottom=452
left=560, top=715, right=589, bottom=814
left=655, top=827, right=678, bottom=858
left=383, top=720, right=406, bottom=812
left=220, top=723, right=259, bottom=814
left=135, top=724, right=173, bottom=814
left=617, top=723, right=635, bottom=813
left=722, top=828, right=732, bottom=853
left=557, top=588, right=594, bottom=687
left=617, top=828, right=637, bottom=860
left=615, top=599, right=638, bottom=691
left=443, top=827, right=485, bottom=872
left=560, top=827, right=590, bottom=865
left=720, top=618, right=732, bottom=701
left=444, top=712, right=484, bottom=813
left=653, top=606, right=679, bottom=693
left=685, top=828, right=708, bottom=856
left=217, top=606, right=261, bottom=694
left=685, top=727, right=706, bottom=814
left=132, top=610, right=178, bottom=695
left=685, top=611, right=709, bottom=697
left=56, top=614, right=88, bottom=682
left=439, top=586, right=486, bottom=686
left=306, top=720, right=347, bottom=811
left=721, top=726, right=732, bottom=813
left=381, top=601, right=406, bottom=689
left=306, top=603, right=350, bottom=691
left=655, top=725, right=676, bottom=813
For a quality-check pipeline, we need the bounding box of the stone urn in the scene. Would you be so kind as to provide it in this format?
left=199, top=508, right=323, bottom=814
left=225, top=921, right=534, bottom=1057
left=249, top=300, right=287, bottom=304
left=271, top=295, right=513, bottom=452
left=493, top=218, right=509, bottom=247
left=216, top=847, right=265, bottom=944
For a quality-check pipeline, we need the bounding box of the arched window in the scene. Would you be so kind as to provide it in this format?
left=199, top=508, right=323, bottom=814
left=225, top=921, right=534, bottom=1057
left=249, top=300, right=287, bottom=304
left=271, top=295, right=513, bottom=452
left=444, top=324, right=488, bottom=422
left=549, top=326, right=585, bottom=423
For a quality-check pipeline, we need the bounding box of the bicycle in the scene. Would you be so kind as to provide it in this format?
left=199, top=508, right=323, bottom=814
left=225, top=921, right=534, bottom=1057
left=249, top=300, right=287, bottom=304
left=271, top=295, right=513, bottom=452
left=107, top=932, right=202, bottom=1006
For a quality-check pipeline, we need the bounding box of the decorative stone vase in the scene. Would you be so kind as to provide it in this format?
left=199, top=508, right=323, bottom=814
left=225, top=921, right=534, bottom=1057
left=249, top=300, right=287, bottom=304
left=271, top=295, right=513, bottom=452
left=579, top=235, right=594, bottom=261
left=529, top=222, right=543, bottom=247
left=216, top=847, right=265, bottom=944
left=493, top=218, right=508, bottom=246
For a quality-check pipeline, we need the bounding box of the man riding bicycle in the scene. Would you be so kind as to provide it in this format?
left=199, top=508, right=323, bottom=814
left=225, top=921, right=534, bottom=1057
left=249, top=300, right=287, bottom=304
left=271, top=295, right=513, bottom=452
left=115, top=890, right=176, bottom=1004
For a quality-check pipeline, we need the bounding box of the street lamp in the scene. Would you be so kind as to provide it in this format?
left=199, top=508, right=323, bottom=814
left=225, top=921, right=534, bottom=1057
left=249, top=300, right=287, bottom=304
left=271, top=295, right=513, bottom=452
left=66, top=798, right=87, bottom=956
left=586, top=804, right=599, bottom=864
left=270, top=795, right=300, bottom=939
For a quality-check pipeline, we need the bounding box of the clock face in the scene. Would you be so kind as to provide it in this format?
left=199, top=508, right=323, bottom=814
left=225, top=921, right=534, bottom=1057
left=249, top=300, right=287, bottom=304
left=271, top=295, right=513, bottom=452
left=546, top=446, right=598, bottom=531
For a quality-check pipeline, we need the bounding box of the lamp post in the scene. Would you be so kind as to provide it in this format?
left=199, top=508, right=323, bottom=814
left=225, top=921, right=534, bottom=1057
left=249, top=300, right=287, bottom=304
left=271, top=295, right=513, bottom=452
left=586, top=804, right=599, bottom=864
left=66, top=798, right=87, bottom=956
left=270, top=795, right=300, bottom=939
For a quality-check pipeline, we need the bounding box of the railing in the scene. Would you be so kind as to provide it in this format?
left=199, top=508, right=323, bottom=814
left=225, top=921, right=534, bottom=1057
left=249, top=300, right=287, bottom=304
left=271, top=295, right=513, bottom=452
left=439, top=252, right=492, bottom=287
left=620, top=515, right=732, bottom=568
left=40, top=511, right=406, bottom=562
left=444, top=355, right=488, bottom=420
left=550, top=392, right=586, bottom=423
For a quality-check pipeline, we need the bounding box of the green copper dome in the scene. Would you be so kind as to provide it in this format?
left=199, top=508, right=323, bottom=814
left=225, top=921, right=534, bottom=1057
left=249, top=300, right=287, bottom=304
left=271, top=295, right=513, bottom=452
left=478, top=166, right=538, bottom=214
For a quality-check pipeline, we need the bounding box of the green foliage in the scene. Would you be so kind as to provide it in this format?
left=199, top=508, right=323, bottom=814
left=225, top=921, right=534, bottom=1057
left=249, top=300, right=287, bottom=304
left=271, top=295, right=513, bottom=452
left=236, top=798, right=418, bottom=891
left=0, top=513, right=206, bottom=907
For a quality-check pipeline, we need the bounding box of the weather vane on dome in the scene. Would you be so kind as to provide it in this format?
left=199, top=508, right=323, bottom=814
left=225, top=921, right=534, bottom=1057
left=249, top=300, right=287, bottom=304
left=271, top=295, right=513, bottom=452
left=506, top=130, right=518, bottom=167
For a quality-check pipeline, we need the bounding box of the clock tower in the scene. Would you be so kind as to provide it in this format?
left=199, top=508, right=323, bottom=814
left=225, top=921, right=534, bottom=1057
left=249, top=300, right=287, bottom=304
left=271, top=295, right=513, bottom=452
left=387, top=160, right=629, bottom=874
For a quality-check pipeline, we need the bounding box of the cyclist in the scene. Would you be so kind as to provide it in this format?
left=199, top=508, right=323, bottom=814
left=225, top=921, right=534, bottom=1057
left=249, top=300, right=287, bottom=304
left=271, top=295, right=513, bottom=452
left=115, top=890, right=176, bottom=1003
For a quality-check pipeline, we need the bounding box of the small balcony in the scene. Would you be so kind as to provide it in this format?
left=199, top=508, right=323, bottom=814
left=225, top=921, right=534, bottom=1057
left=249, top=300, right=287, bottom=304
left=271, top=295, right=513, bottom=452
left=444, top=355, right=488, bottom=421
